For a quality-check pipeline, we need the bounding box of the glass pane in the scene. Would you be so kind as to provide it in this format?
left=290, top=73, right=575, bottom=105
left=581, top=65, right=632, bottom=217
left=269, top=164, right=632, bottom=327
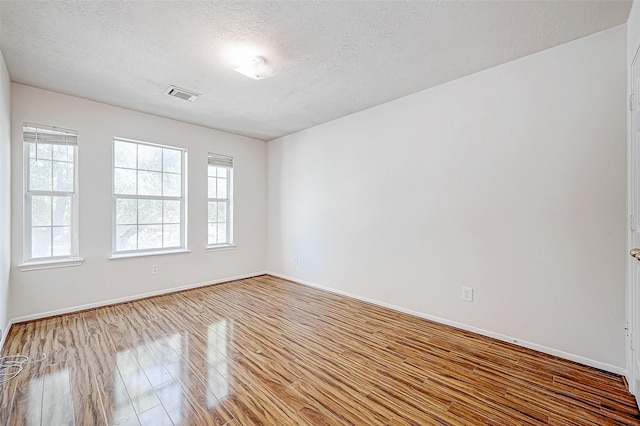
left=53, top=161, right=74, bottom=192
left=217, top=223, right=227, bottom=244
left=52, top=196, right=71, bottom=226
left=217, top=178, right=227, bottom=199
left=116, top=225, right=137, bottom=251
left=208, top=223, right=217, bottom=245
left=208, top=165, right=216, bottom=178
left=138, top=199, right=162, bottom=224
left=163, top=149, right=181, bottom=173
left=29, top=159, right=52, bottom=191
left=52, top=145, right=73, bottom=162
left=208, top=202, right=217, bottom=222
left=208, top=177, right=217, bottom=198
left=163, top=224, right=180, bottom=247
left=218, top=202, right=227, bottom=223
left=138, top=144, right=163, bottom=171
left=36, top=143, right=52, bottom=160
left=138, top=171, right=162, bottom=196
left=32, top=196, right=51, bottom=226
left=217, top=167, right=228, bottom=179
left=32, top=227, right=52, bottom=258
left=28, top=143, right=36, bottom=159
left=163, top=200, right=180, bottom=223
left=52, top=227, right=71, bottom=256
left=114, top=141, right=137, bottom=169
left=163, top=173, right=181, bottom=197
left=139, top=224, right=162, bottom=249
left=116, top=198, right=137, bottom=225
left=114, top=168, right=136, bottom=195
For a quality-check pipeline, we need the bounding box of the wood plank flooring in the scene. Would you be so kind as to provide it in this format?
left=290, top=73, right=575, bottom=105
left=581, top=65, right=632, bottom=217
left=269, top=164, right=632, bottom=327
left=0, top=274, right=638, bottom=425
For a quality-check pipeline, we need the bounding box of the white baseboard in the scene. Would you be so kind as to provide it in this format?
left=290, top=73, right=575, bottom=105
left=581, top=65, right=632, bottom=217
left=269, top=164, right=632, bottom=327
left=0, top=318, right=16, bottom=352
left=267, top=271, right=626, bottom=376
left=9, top=271, right=267, bottom=324
left=5, top=270, right=626, bottom=377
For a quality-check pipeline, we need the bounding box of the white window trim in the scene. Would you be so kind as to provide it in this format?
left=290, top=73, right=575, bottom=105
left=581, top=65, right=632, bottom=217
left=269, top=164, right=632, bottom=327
left=109, top=248, right=191, bottom=260
left=206, top=244, right=236, bottom=252
left=23, top=123, right=80, bottom=264
left=112, top=137, right=188, bottom=256
left=207, top=153, right=233, bottom=248
left=19, top=258, right=84, bottom=272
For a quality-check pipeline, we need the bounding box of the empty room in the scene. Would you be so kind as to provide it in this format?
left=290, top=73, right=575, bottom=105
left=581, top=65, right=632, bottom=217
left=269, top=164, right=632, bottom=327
left=1, top=0, right=640, bottom=424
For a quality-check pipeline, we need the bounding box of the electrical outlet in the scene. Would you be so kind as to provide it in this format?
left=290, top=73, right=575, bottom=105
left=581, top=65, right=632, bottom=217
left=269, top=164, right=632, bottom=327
left=152, top=264, right=159, bottom=275
left=293, top=256, right=299, bottom=266
left=462, top=287, right=473, bottom=302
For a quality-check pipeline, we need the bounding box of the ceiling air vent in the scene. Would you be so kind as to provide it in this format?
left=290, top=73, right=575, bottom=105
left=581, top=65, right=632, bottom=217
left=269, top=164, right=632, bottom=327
left=165, top=85, right=201, bottom=102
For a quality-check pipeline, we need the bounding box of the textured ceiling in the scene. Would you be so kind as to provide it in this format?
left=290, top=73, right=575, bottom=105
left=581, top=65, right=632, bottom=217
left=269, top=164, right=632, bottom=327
left=0, top=1, right=633, bottom=141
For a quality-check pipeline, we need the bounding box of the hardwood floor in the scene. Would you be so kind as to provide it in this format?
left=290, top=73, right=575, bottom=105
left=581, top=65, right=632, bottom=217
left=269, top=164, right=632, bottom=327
left=0, top=274, right=638, bottom=425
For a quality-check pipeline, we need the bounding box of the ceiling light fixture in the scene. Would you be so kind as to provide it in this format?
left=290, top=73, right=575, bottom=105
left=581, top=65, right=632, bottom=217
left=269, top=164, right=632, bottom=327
left=233, top=56, right=275, bottom=80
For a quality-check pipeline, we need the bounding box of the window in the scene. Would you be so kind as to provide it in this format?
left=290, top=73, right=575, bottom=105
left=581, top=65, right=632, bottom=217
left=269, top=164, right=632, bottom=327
left=23, top=123, right=79, bottom=262
left=208, top=153, right=233, bottom=246
left=113, top=138, right=187, bottom=255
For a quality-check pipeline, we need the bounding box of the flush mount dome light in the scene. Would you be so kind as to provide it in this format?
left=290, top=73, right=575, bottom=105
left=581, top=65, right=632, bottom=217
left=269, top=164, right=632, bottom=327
left=234, top=56, right=275, bottom=80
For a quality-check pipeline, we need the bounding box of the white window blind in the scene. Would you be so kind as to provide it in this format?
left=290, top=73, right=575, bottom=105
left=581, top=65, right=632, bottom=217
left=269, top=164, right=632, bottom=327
left=23, top=122, right=78, bottom=146
left=208, top=153, right=233, bottom=168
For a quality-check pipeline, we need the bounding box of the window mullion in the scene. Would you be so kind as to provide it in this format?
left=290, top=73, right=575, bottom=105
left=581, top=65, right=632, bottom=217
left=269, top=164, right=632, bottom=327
left=225, top=199, right=230, bottom=244
left=115, top=194, right=182, bottom=201
left=50, top=148, right=54, bottom=198
left=49, top=192, right=54, bottom=257
left=136, top=196, right=139, bottom=251
left=28, top=189, right=75, bottom=196
left=161, top=148, right=165, bottom=197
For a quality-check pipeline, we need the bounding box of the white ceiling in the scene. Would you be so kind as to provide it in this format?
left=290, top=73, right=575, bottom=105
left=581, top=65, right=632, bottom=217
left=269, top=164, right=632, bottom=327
left=0, top=1, right=633, bottom=141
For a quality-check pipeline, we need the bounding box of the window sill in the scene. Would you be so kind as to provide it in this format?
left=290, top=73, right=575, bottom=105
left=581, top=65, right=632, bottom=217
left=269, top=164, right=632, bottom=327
left=19, top=258, right=85, bottom=272
left=206, top=244, right=236, bottom=252
left=109, top=248, right=191, bottom=260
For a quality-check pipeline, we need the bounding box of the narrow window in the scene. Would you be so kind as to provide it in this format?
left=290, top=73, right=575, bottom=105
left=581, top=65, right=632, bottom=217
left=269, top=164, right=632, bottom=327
left=113, top=138, right=187, bottom=255
left=23, top=123, right=79, bottom=262
left=207, top=153, right=233, bottom=247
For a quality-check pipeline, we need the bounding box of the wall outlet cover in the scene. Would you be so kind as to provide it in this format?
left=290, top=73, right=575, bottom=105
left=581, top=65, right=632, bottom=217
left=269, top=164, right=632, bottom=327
left=462, top=287, right=473, bottom=302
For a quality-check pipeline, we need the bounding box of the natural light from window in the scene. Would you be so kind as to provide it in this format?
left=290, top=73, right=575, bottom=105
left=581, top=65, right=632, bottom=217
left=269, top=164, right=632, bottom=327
left=113, top=138, right=187, bottom=255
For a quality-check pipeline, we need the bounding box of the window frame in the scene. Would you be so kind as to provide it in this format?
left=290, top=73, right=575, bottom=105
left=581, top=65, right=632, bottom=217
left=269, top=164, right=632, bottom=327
left=111, top=137, right=188, bottom=256
left=22, top=123, right=80, bottom=265
left=207, top=153, right=233, bottom=248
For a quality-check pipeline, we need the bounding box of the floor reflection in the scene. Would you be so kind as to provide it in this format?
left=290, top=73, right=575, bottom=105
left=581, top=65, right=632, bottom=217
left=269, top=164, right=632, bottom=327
left=111, top=333, right=183, bottom=425
left=28, top=368, right=73, bottom=426
left=153, top=379, right=185, bottom=424
left=207, top=319, right=232, bottom=407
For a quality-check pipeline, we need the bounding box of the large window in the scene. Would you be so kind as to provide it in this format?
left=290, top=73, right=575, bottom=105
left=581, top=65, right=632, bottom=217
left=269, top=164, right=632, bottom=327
left=23, top=123, right=79, bottom=262
left=208, top=153, right=233, bottom=247
left=113, top=138, right=187, bottom=255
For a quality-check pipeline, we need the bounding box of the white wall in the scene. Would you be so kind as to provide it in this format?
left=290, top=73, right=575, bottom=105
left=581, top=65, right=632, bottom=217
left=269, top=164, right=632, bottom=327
left=626, top=0, right=640, bottom=396
left=0, top=50, right=11, bottom=337
left=10, top=84, right=266, bottom=318
left=267, top=25, right=627, bottom=370
left=629, top=2, right=640, bottom=62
